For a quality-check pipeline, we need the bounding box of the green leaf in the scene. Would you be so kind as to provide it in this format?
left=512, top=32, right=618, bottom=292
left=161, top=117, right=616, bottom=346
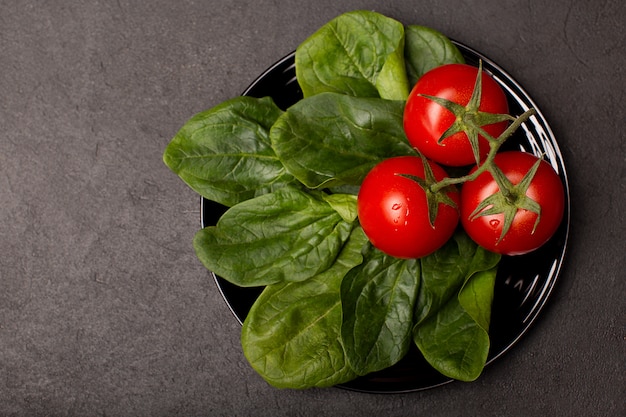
left=404, top=25, right=465, bottom=86
left=413, top=231, right=479, bottom=325
left=413, top=231, right=500, bottom=381
left=241, top=227, right=368, bottom=389
left=376, top=36, right=410, bottom=100
left=321, top=193, right=358, bottom=223
left=458, top=268, right=496, bottom=331
left=341, top=245, right=420, bottom=375
left=295, top=10, right=409, bottom=100
left=193, top=187, right=356, bottom=287
left=414, top=267, right=497, bottom=381
left=163, top=96, right=295, bottom=207
left=270, top=92, right=414, bottom=189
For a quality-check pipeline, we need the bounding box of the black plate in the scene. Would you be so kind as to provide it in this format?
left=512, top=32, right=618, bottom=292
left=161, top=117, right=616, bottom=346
left=201, top=42, right=570, bottom=393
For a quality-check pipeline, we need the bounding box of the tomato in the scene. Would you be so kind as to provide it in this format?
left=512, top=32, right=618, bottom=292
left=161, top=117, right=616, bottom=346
left=460, top=151, right=564, bottom=255
left=403, top=63, right=509, bottom=166
left=357, top=156, right=459, bottom=259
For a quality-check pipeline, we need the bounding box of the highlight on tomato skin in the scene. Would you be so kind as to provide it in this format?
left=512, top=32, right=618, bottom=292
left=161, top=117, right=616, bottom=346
left=403, top=63, right=509, bottom=167
left=460, top=151, right=565, bottom=256
left=357, top=156, right=460, bottom=259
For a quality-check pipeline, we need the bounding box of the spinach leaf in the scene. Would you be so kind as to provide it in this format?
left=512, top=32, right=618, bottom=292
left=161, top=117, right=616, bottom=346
left=241, top=227, right=368, bottom=389
left=404, top=25, right=465, bottom=87
left=414, top=267, right=498, bottom=382
left=321, top=193, right=359, bottom=223
left=413, top=232, right=500, bottom=381
left=413, top=231, right=499, bottom=325
left=341, top=245, right=420, bottom=375
left=193, top=186, right=357, bottom=287
left=270, top=92, right=415, bottom=189
left=295, top=10, right=409, bottom=100
left=163, top=96, right=295, bottom=207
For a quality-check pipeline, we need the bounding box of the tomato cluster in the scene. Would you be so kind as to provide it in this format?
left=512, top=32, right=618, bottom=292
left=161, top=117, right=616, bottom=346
left=358, top=64, right=564, bottom=258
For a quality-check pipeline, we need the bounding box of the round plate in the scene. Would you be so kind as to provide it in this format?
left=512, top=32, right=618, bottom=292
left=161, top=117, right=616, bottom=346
left=201, top=42, right=570, bottom=393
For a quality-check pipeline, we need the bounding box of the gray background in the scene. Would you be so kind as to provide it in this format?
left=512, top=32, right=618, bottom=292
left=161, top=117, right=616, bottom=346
left=1, top=0, right=624, bottom=416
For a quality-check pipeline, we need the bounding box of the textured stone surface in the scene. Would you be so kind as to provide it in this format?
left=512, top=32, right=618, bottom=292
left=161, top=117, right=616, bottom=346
left=0, top=1, right=624, bottom=416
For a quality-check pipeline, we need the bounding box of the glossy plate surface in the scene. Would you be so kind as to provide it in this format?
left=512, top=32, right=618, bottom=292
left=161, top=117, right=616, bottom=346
left=201, top=42, right=570, bottom=393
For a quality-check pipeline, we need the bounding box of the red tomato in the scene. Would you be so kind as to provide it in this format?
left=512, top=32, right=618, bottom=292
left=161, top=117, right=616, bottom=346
left=357, top=156, right=459, bottom=259
left=460, top=151, right=564, bottom=255
left=403, top=63, right=509, bottom=166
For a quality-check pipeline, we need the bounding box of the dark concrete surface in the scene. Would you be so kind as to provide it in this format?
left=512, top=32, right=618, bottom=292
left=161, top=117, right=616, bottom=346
left=1, top=1, right=624, bottom=416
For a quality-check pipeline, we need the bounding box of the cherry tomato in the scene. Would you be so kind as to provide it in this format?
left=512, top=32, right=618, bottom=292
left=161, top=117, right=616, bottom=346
left=357, top=156, right=459, bottom=259
left=460, top=151, right=564, bottom=255
left=403, top=63, right=509, bottom=166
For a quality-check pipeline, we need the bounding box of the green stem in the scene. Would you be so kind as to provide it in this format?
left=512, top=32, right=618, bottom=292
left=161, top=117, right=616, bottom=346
left=430, top=108, right=536, bottom=193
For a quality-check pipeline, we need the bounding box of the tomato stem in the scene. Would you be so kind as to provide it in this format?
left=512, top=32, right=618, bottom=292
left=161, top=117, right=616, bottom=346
left=429, top=108, right=536, bottom=193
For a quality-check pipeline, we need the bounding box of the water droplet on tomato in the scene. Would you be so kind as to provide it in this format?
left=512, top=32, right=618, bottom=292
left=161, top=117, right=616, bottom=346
left=392, top=203, right=402, bottom=210
left=489, top=219, right=500, bottom=228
